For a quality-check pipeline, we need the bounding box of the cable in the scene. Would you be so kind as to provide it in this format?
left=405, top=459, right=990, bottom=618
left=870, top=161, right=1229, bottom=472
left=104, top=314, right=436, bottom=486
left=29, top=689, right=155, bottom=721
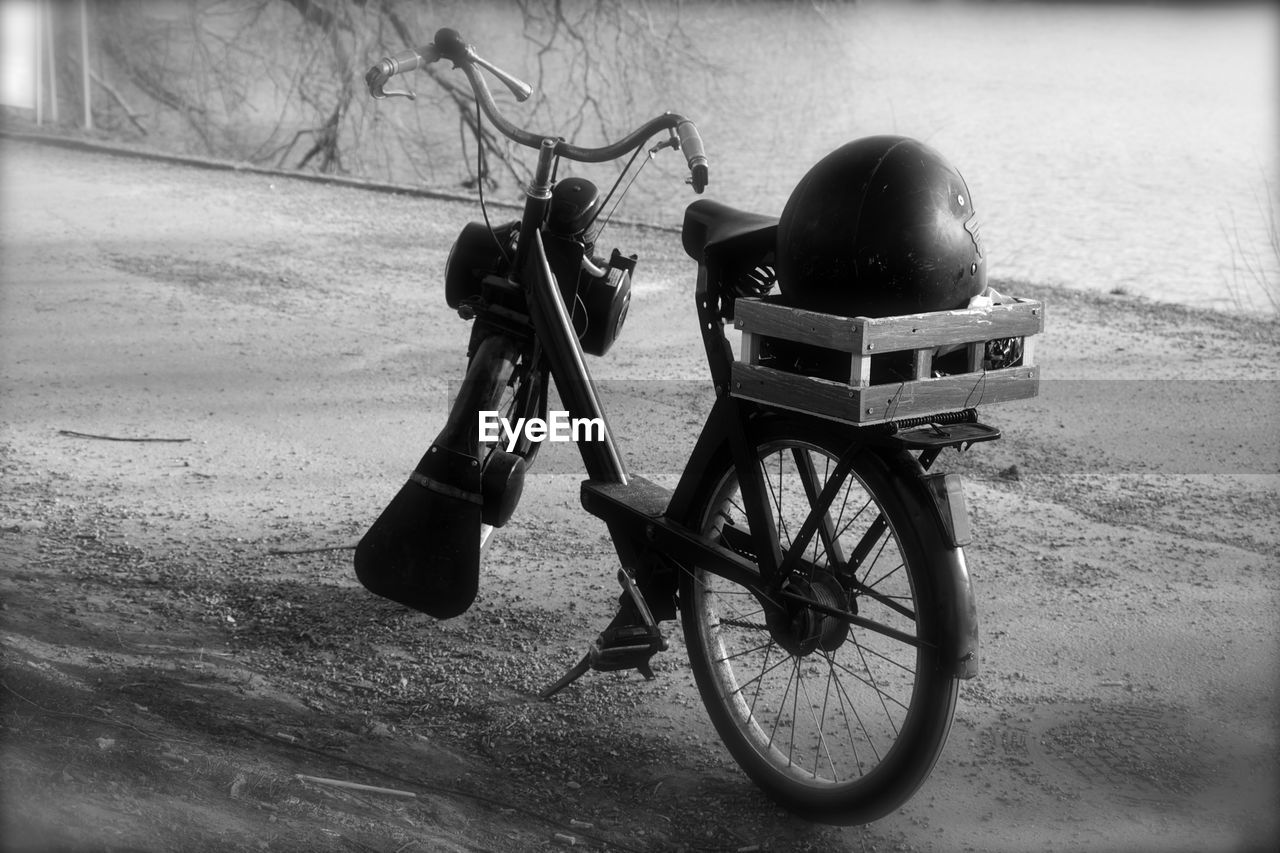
left=475, top=99, right=511, bottom=267
left=586, top=141, right=650, bottom=244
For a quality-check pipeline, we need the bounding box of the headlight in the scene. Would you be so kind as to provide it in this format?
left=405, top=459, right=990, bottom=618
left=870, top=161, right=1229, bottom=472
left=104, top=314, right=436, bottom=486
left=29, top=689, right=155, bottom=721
left=445, top=220, right=518, bottom=311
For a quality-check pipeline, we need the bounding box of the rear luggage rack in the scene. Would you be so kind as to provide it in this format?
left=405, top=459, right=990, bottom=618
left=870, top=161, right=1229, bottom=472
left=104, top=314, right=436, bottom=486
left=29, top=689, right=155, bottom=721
left=731, top=296, right=1043, bottom=425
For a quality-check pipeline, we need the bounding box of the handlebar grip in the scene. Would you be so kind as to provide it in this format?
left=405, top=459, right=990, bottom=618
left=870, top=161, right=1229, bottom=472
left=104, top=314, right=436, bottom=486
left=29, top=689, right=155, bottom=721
left=385, top=48, right=425, bottom=75
left=677, top=120, right=709, bottom=193
left=366, top=46, right=436, bottom=99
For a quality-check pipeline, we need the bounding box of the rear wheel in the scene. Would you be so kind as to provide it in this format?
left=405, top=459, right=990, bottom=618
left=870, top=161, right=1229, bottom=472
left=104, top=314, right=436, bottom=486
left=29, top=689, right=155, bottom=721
left=678, top=417, right=959, bottom=824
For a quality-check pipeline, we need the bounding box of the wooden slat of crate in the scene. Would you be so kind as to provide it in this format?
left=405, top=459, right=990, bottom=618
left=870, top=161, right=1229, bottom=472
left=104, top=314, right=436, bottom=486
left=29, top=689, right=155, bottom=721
left=734, top=297, right=1044, bottom=355
left=734, top=299, right=865, bottom=352
left=730, top=361, right=1040, bottom=425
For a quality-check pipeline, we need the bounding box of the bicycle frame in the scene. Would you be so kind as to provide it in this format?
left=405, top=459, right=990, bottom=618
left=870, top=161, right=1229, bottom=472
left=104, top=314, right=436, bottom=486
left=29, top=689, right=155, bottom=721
left=478, top=139, right=983, bottom=679
left=350, top=27, right=1027, bottom=821
left=519, top=142, right=630, bottom=485
left=357, top=26, right=981, bottom=680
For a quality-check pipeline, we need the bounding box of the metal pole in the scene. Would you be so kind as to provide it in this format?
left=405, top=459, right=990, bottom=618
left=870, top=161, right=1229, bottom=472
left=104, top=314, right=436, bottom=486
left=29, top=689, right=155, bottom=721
left=33, top=0, right=43, bottom=124
left=79, top=0, right=91, bottom=129
left=43, top=0, right=58, bottom=123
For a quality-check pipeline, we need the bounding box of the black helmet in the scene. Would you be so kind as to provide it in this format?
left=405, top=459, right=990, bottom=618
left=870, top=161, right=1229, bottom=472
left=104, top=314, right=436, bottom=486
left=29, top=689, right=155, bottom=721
left=776, top=135, right=986, bottom=318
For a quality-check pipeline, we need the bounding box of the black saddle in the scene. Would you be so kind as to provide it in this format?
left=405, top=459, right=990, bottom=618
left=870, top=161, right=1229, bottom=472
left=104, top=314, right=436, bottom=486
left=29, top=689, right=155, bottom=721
left=681, top=199, right=778, bottom=265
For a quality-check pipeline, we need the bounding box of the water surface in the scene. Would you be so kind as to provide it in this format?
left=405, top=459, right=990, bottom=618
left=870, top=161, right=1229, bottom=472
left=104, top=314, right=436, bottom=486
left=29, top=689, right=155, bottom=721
left=607, top=2, right=1278, bottom=314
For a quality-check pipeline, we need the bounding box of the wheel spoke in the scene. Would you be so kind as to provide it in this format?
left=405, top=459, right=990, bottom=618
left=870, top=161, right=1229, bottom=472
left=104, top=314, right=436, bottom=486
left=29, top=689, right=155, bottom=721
left=852, top=639, right=918, bottom=675
left=715, top=637, right=775, bottom=662
left=726, top=647, right=794, bottom=699
left=827, top=648, right=880, bottom=765
left=766, top=656, right=799, bottom=755
left=834, top=496, right=875, bottom=543
left=856, top=639, right=902, bottom=736
left=762, top=453, right=792, bottom=551
left=796, top=661, right=838, bottom=780
left=861, top=544, right=901, bottom=591
left=747, top=639, right=776, bottom=717
left=815, top=662, right=841, bottom=780
left=784, top=657, right=801, bottom=763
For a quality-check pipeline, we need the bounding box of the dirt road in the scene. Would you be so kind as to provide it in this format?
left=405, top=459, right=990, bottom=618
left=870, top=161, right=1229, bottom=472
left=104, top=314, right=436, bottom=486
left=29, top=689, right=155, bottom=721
left=2, top=136, right=1277, bottom=852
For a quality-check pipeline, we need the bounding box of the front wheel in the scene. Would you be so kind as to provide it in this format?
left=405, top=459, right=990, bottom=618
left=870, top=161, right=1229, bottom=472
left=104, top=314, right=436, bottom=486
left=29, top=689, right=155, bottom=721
left=678, top=416, right=959, bottom=824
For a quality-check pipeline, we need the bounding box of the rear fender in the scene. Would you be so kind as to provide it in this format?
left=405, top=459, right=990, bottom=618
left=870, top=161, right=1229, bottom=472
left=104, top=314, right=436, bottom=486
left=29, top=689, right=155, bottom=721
left=885, top=455, right=980, bottom=680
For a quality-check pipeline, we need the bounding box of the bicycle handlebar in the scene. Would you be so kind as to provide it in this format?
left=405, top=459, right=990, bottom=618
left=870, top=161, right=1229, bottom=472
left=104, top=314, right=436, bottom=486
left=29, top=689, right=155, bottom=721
left=366, top=28, right=708, bottom=192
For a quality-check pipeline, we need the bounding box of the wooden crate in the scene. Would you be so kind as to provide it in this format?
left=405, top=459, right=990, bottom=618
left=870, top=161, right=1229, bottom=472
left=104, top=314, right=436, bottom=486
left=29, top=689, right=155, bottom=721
left=731, top=296, right=1043, bottom=425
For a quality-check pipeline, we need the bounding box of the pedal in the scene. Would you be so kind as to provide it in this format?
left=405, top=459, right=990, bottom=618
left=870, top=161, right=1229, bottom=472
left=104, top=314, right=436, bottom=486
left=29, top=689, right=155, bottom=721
left=538, top=568, right=668, bottom=698
left=589, top=624, right=666, bottom=678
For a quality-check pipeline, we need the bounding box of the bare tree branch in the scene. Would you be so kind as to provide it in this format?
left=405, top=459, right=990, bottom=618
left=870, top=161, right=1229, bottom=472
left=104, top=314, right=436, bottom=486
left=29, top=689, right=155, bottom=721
left=81, top=0, right=710, bottom=196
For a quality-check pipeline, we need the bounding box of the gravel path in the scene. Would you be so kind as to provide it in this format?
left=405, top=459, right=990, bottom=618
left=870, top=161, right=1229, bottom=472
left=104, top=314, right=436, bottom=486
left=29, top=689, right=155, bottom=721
left=2, top=136, right=1277, bottom=852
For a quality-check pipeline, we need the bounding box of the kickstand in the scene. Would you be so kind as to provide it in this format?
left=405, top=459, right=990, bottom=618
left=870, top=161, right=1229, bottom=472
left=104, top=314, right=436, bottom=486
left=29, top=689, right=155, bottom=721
left=540, top=651, right=592, bottom=699
left=539, top=569, right=667, bottom=699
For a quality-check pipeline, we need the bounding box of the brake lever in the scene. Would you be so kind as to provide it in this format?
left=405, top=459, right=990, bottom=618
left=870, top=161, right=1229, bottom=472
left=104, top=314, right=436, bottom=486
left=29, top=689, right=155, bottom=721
left=366, top=61, right=416, bottom=100
left=656, top=131, right=681, bottom=153
left=366, top=52, right=426, bottom=100
left=381, top=85, right=417, bottom=101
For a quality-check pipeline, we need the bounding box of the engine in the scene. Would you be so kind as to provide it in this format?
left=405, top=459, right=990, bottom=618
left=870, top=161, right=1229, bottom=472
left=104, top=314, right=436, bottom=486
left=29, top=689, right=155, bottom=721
left=443, top=176, right=636, bottom=358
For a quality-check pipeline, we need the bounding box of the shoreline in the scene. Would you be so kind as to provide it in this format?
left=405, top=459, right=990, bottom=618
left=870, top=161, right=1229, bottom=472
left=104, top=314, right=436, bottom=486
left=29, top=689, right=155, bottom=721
left=3, top=122, right=1275, bottom=326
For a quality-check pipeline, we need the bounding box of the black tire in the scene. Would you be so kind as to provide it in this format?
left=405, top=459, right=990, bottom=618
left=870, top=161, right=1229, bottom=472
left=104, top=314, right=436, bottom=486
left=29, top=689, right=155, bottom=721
left=461, top=333, right=544, bottom=532
left=678, top=415, right=959, bottom=824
